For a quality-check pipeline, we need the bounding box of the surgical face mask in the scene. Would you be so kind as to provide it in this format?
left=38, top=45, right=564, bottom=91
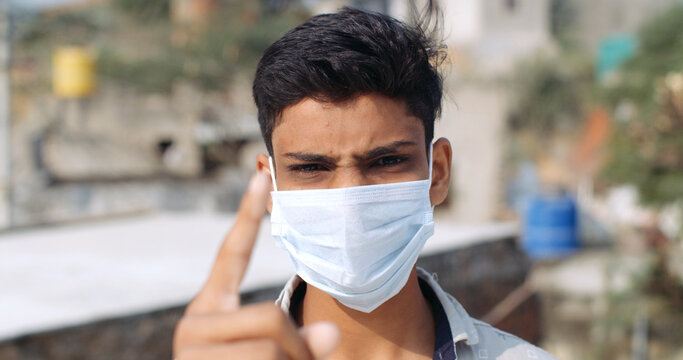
left=268, top=145, right=434, bottom=313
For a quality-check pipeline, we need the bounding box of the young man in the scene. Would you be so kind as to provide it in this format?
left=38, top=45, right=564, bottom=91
left=173, top=7, right=556, bottom=360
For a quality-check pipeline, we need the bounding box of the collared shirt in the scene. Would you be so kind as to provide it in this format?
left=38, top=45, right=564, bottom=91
left=419, top=274, right=456, bottom=360
left=276, top=267, right=557, bottom=360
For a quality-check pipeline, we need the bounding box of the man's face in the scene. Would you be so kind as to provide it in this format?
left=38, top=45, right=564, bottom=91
left=256, top=92, right=452, bottom=209
left=269, top=93, right=429, bottom=191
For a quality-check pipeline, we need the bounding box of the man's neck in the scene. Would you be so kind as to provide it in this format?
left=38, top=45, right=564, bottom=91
left=297, top=267, right=435, bottom=360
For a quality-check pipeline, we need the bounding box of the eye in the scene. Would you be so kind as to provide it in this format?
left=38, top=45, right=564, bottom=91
left=374, top=155, right=407, bottom=167
left=288, top=163, right=329, bottom=172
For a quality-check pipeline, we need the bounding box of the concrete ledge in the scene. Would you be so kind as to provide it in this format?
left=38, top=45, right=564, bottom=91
left=0, top=213, right=537, bottom=359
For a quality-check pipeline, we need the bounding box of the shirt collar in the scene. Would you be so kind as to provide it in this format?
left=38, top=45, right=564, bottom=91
left=275, top=267, right=480, bottom=346
left=415, top=267, right=480, bottom=346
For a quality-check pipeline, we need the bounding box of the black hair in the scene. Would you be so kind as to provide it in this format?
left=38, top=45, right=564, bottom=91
left=252, top=5, right=444, bottom=155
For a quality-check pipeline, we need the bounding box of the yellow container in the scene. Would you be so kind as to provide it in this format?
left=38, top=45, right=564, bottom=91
left=52, top=47, right=95, bottom=98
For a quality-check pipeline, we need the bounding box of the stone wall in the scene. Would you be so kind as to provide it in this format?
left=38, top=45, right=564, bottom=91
left=9, top=79, right=262, bottom=228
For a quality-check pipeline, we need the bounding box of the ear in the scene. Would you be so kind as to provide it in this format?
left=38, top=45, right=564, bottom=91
left=429, top=138, right=452, bottom=207
left=256, top=153, right=274, bottom=213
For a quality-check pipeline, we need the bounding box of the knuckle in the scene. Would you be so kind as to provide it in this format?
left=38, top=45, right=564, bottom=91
left=256, top=301, right=282, bottom=318
left=173, top=316, right=198, bottom=351
left=185, top=292, right=216, bottom=314
left=174, top=316, right=191, bottom=338
left=173, top=347, right=193, bottom=360
left=259, top=340, right=285, bottom=360
left=267, top=304, right=289, bottom=329
left=252, top=303, right=289, bottom=338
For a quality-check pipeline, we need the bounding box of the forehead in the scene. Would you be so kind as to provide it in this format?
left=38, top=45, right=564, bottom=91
left=271, top=94, right=425, bottom=155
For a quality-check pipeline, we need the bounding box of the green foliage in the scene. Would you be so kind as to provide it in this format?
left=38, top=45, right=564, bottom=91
left=113, top=0, right=170, bottom=20
left=97, top=48, right=187, bottom=93
left=603, top=5, right=683, bottom=106
left=601, top=5, right=683, bottom=207
left=550, top=0, right=578, bottom=47
left=16, top=10, right=104, bottom=46
left=507, top=51, right=593, bottom=136
left=97, top=3, right=307, bottom=93
left=12, top=4, right=111, bottom=92
left=14, top=1, right=307, bottom=94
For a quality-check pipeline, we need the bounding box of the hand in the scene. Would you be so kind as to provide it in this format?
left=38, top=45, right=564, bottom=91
left=173, top=171, right=340, bottom=360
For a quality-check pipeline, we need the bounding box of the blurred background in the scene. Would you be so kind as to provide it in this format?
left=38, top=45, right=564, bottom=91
left=0, top=0, right=681, bottom=359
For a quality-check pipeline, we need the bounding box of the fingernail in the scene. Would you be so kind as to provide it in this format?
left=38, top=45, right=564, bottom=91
left=300, top=322, right=340, bottom=359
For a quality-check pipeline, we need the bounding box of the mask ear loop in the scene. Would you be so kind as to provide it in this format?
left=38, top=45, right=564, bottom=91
left=268, top=156, right=278, bottom=191
left=428, top=142, right=435, bottom=211
left=428, top=142, right=434, bottom=181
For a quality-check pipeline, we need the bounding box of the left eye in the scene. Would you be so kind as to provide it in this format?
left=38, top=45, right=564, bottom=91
left=375, top=156, right=405, bottom=166
left=290, top=163, right=327, bottom=172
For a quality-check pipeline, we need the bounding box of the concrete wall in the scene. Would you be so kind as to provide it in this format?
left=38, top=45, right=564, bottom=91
left=8, top=79, right=261, bottom=227
left=436, top=77, right=509, bottom=223
left=437, top=0, right=551, bottom=223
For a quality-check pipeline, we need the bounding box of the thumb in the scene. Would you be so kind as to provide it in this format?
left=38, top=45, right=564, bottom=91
left=299, top=322, right=340, bottom=360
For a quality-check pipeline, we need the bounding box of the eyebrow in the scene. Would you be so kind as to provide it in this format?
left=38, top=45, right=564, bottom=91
left=282, top=140, right=418, bottom=164
left=354, top=140, right=417, bottom=161
left=282, top=152, right=337, bottom=164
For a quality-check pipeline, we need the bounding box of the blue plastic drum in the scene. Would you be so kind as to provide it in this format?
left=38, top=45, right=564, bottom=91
left=523, top=193, right=580, bottom=259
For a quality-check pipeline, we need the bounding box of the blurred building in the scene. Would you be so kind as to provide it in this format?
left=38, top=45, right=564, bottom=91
left=438, top=0, right=551, bottom=223
left=572, top=0, right=681, bottom=54
left=5, top=0, right=555, bottom=227
left=6, top=0, right=679, bottom=228
left=1, top=2, right=11, bottom=230
left=443, top=0, right=550, bottom=74
left=5, top=0, right=264, bottom=227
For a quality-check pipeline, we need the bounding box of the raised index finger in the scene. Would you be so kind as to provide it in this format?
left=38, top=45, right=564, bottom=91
left=195, top=171, right=271, bottom=312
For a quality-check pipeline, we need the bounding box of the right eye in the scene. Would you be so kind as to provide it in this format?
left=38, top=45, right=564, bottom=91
left=288, top=163, right=328, bottom=173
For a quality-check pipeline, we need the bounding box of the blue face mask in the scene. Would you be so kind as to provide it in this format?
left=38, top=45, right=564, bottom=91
left=269, top=145, right=434, bottom=313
